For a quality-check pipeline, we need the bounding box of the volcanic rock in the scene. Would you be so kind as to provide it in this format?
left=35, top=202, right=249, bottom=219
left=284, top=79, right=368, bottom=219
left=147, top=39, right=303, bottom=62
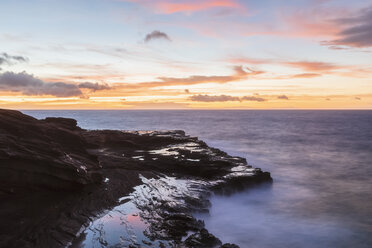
left=0, top=109, right=271, bottom=248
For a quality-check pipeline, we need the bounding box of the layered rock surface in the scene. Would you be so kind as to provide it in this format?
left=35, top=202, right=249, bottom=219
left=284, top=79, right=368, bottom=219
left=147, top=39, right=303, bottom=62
left=0, top=109, right=272, bottom=248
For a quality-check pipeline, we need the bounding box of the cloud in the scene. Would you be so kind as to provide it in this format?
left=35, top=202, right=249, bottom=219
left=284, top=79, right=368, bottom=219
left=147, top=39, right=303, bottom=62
left=120, top=66, right=264, bottom=90
left=271, top=73, right=323, bottom=80
left=144, top=30, right=171, bottom=43
left=241, top=96, right=266, bottom=102
left=291, top=73, right=323, bottom=78
left=323, top=6, right=372, bottom=48
left=0, top=71, right=110, bottom=97
left=277, top=95, right=289, bottom=100
left=280, top=6, right=344, bottom=39
left=229, top=57, right=341, bottom=73
left=0, top=53, right=28, bottom=70
left=229, top=57, right=372, bottom=79
left=0, top=71, right=82, bottom=97
left=228, top=56, right=372, bottom=80
left=155, top=66, right=262, bottom=85
left=189, top=94, right=266, bottom=102
left=281, top=61, right=370, bottom=78
left=78, top=82, right=111, bottom=91
left=126, top=0, right=241, bottom=14
left=227, top=57, right=271, bottom=65
left=355, top=97, right=361, bottom=100
left=282, top=61, right=340, bottom=72
left=190, top=94, right=240, bottom=102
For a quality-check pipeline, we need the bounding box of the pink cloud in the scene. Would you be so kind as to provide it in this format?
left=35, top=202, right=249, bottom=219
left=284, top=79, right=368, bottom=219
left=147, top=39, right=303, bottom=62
left=282, top=61, right=340, bottom=72
left=167, top=3, right=347, bottom=39
left=227, top=57, right=341, bottom=72
left=280, top=9, right=341, bottom=38
left=239, top=6, right=350, bottom=39
left=125, top=0, right=241, bottom=14
left=323, top=6, right=372, bottom=48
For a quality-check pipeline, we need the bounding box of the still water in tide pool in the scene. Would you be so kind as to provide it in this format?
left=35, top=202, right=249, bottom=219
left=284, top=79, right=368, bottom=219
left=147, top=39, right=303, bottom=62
left=24, top=110, right=372, bottom=248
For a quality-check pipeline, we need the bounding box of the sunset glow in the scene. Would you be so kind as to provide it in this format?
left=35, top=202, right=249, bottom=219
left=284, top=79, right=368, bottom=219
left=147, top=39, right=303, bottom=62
left=0, top=0, right=371, bottom=109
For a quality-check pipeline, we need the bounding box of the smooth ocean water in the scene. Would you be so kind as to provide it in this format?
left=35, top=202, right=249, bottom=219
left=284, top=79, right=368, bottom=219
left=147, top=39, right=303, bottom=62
left=24, top=110, right=372, bottom=248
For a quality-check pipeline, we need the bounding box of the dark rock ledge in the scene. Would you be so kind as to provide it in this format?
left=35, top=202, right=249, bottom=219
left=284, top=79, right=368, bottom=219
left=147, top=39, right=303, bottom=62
left=0, top=109, right=272, bottom=248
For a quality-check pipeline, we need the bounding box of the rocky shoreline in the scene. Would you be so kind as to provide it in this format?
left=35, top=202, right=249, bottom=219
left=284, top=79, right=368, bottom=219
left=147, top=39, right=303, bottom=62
left=0, top=109, right=272, bottom=248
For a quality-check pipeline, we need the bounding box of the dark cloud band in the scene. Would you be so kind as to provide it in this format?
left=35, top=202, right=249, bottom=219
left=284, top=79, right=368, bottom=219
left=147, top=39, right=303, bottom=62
left=78, top=82, right=111, bottom=91
left=0, top=71, right=109, bottom=97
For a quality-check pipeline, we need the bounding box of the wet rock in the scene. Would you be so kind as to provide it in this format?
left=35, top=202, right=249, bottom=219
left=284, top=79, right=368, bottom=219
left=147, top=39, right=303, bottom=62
left=0, top=109, right=272, bottom=248
left=221, top=243, right=240, bottom=248
left=184, top=228, right=222, bottom=248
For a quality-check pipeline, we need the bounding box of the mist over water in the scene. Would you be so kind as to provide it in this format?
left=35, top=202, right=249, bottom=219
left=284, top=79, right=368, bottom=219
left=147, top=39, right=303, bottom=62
left=24, top=110, right=372, bottom=247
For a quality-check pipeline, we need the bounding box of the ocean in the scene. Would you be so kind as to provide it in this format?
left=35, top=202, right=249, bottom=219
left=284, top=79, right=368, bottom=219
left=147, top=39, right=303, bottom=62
left=23, top=110, right=372, bottom=248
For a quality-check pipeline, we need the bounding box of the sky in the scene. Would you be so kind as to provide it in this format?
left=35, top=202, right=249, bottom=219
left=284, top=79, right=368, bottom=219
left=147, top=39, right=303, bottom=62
left=0, top=0, right=371, bottom=109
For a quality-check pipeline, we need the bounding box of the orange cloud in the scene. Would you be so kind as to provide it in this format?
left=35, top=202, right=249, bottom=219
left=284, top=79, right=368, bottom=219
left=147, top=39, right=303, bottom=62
left=189, top=94, right=266, bottom=102
left=283, top=61, right=340, bottom=72
left=2, top=93, right=372, bottom=110
left=126, top=0, right=241, bottom=14
left=228, top=57, right=372, bottom=80
left=228, top=56, right=352, bottom=75
left=270, top=73, right=323, bottom=80
left=291, top=73, right=323, bottom=78
left=118, top=66, right=264, bottom=90
left=227, top=57, right=340, bottom=72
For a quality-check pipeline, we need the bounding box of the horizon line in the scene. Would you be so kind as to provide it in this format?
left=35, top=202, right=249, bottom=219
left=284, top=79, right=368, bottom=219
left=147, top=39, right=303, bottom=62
left=14, top=108, right=372, bottom=111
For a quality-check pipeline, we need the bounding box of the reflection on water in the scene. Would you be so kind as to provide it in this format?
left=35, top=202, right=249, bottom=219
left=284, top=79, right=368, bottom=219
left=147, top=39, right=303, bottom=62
left=25, top=110, right=372, bottom=247
left=70, top=175, right=211, bottom=248
left=74, top=201, right=152, bottom=248
left=71, top=181, right=175, bottom=248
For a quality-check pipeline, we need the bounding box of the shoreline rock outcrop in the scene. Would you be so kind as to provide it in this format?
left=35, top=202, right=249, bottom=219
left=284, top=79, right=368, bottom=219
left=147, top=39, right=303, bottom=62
left=0, top=109, right=272, bottom=248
